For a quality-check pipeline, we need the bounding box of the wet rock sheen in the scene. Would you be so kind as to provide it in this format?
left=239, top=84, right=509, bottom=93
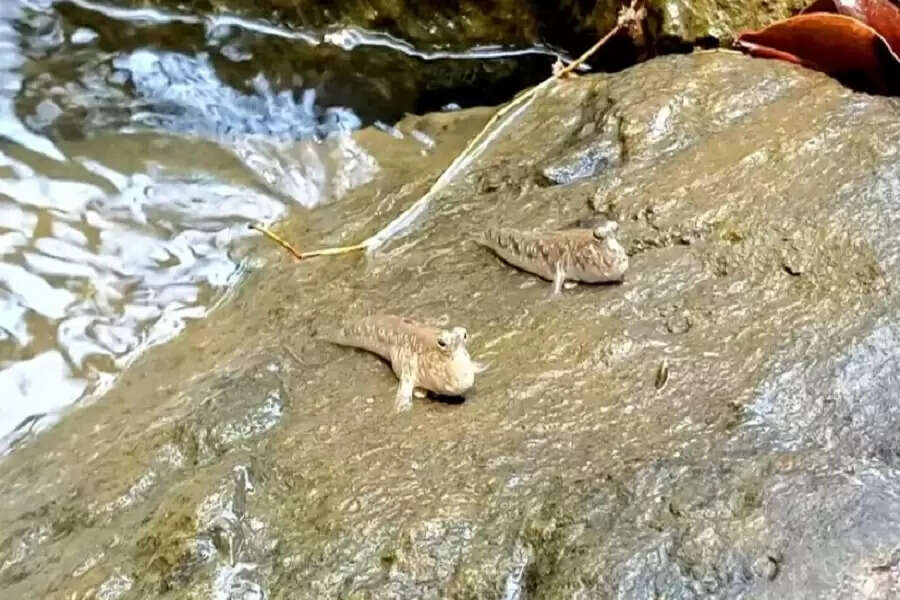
left=3, top=52, right=900, bottom=599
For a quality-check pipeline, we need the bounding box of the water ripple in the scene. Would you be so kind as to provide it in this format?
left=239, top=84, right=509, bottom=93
left=112, top=49, right=362, bottom=140
left=0, top=0, right=382, bottom=449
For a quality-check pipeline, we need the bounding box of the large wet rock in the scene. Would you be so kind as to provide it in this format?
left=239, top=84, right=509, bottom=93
left=3, top=51, right=900, bottom=598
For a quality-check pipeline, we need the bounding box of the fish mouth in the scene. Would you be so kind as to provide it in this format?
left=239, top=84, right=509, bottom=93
left=427, top=350, right=477, bottom=397
left=437, top=368, right=475, bottom=397
left=458, top=368, right=477, bottom=394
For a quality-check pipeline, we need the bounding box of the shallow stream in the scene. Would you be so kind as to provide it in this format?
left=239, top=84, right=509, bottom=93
left=0, top=0, right=556, bottom=451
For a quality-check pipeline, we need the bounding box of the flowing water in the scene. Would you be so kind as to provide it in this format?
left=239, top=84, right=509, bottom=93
left=0, top=0, right=558, bottom=452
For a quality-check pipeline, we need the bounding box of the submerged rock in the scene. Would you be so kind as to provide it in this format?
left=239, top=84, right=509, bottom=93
left=47, top=0, right=562, bottom=130
left=3, top=51, right=900, bottom=598
left=113, top=0, right=811, bottom=57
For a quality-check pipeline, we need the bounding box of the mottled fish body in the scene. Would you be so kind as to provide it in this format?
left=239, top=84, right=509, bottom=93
left=479, top=220, right=628, bottom=293
left=325, top=315, right=479, bottom=411
left=326, top=315, right=422, bottom=364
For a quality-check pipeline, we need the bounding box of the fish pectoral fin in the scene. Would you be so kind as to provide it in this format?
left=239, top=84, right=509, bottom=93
left=395, top=375, right=415, bottom=412
left=394, top=357, right=417, bottom=412
left=551, top=262, right=566, bottom=296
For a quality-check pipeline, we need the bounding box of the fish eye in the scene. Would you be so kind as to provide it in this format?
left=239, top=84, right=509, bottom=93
left=451, top=326, right=468, bottom=343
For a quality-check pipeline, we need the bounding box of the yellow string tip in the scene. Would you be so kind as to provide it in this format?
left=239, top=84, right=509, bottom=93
left=248, top=223, right=305, bottom=261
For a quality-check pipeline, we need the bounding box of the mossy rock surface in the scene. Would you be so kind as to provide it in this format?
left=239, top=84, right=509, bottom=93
left=4, top=51, right=900, bottom=598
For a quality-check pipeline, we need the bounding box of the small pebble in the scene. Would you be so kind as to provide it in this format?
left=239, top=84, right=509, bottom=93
left=221, top=44, right=252, bottom=62
left=751, top=555, right=779, bottom=581
left=71, top=28, right=98, bottom=45
left=654, top=359, right=669, bottom=390
left=33, top=98, right=62, bottom=125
